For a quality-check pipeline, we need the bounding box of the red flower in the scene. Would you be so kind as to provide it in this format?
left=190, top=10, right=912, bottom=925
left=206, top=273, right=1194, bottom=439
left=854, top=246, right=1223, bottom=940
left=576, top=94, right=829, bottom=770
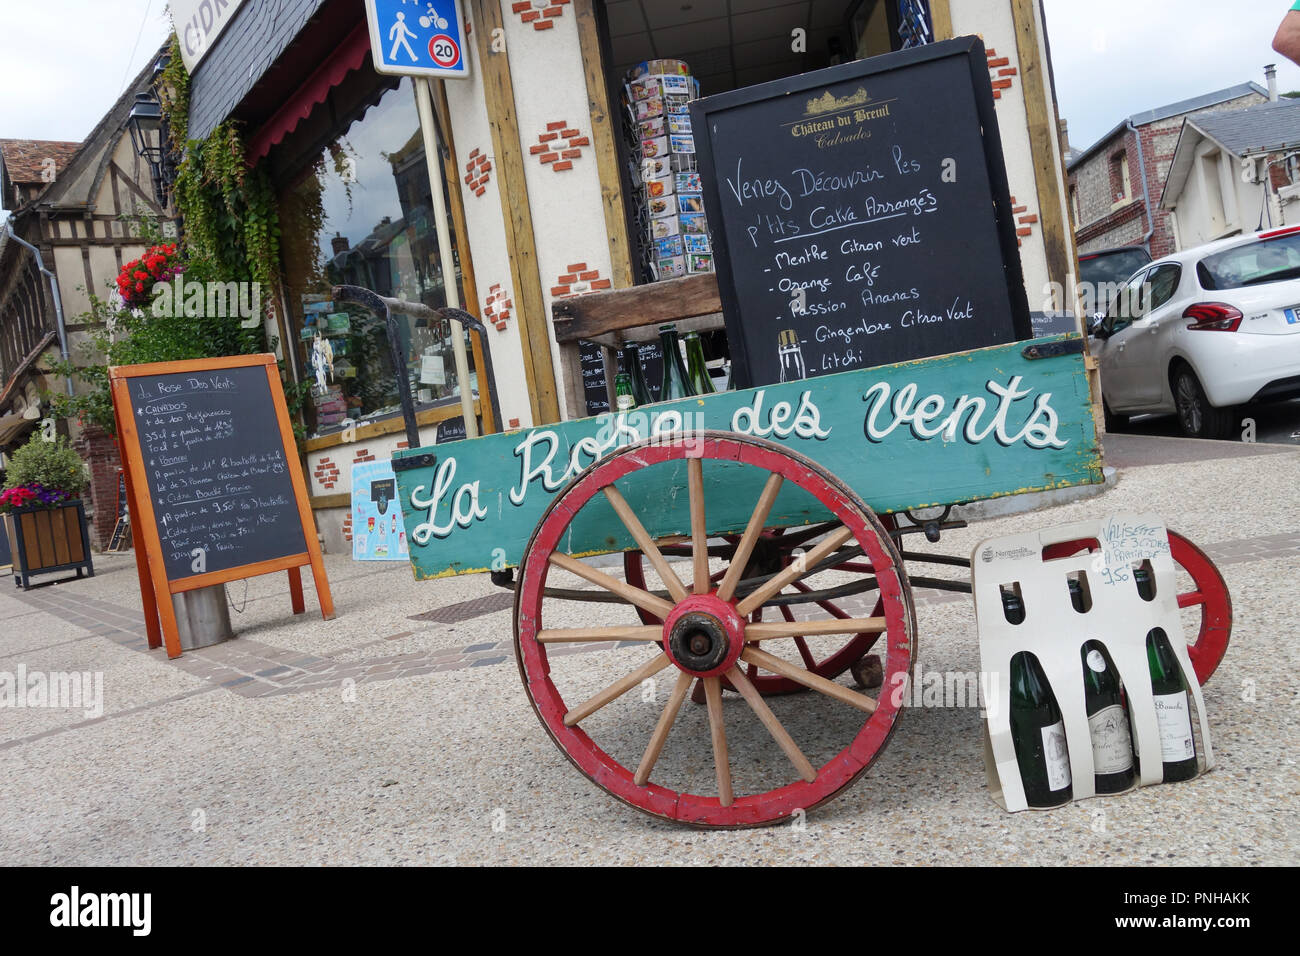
left=135, top=281, right=144, bottom=292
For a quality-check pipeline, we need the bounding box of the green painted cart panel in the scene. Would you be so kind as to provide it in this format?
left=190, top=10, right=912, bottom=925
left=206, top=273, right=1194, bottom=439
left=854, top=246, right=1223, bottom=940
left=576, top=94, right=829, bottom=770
left=392, top=335, right=1102, bottom=579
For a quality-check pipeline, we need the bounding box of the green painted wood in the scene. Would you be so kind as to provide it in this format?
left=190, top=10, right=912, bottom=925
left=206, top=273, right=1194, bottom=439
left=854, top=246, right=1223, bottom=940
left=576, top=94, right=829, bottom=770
left=392, top=335, right=1102, bottom=579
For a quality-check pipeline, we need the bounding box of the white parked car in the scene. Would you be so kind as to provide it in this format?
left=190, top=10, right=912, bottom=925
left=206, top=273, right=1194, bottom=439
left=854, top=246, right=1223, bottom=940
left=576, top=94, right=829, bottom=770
left=1091, top=226, right=1300, bottom=439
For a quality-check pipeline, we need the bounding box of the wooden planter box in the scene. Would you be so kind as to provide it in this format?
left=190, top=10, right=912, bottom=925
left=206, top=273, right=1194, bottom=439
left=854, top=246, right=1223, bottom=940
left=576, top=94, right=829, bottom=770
left=2, top=500, right=95, bottom=590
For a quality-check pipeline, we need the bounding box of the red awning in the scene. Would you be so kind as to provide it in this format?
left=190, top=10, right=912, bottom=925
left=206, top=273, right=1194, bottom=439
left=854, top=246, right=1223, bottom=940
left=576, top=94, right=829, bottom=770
left=245, top=20, right=372, bottom=163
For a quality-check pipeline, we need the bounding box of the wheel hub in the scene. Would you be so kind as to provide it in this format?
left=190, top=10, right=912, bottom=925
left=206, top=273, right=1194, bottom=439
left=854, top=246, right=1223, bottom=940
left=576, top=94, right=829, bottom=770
left=661, top=596, right=746, bottom=678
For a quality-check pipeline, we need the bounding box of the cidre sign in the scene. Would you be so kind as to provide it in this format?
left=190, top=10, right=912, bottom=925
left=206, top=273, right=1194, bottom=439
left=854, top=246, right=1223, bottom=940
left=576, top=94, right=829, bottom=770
left=110, top=354, right=333, bottom=658
left=691, top=37, right=1032, bottom=389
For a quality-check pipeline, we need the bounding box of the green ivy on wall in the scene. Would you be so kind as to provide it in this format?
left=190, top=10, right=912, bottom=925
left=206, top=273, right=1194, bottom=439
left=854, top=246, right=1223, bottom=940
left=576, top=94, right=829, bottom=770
left=50, top=35, right=315, bottom=439
left=163, top=37, right=282, bottom=312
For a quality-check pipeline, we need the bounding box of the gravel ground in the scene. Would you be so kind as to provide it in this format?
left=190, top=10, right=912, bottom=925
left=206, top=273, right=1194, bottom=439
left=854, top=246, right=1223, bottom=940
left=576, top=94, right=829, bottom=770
left=0, top=441, right=1296, bottom=865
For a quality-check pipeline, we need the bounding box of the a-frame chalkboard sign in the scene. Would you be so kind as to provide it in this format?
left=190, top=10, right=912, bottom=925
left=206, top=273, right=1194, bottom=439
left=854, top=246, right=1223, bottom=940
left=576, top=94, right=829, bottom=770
left=690, top=36, right=1032, bottom=389
left=110, top=354, right=334, bottom=658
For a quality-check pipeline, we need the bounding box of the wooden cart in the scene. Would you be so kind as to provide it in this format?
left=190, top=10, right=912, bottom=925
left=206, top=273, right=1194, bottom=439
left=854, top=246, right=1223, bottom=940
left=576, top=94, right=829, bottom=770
left=338, top=284, right=1231, bottom=829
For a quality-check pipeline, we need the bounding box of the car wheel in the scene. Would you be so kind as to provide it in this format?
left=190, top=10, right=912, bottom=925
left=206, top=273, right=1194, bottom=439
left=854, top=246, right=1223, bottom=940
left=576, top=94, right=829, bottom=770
left=1102, top=397, right=1127, bottom=433
left=1173, top=365, right=1235, bottom=440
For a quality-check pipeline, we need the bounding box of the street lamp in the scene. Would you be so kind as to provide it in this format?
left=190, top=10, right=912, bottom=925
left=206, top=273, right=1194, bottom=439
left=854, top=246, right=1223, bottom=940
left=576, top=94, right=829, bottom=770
left=126, top=91, right=166, bottom=207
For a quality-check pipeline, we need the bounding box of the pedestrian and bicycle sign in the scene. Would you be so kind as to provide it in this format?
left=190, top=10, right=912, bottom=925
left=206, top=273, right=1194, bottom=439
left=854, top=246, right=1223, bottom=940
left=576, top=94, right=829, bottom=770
left=364, top=0, right=471, bottom=79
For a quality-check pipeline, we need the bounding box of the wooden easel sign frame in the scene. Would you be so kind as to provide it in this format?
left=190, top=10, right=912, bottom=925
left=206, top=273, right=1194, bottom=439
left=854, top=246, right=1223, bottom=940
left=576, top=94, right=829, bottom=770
left=109, top=354, right=334, bottom=658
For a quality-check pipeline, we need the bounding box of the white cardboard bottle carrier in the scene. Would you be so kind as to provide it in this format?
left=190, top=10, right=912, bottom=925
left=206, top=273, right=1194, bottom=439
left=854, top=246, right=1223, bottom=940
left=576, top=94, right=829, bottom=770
left=972, top=513, right=1214, bottom=812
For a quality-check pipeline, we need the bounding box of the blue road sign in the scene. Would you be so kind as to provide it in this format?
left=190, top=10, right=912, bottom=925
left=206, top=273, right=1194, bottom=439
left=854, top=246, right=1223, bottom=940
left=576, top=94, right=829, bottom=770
left=364, top=0, right=471, bottom=79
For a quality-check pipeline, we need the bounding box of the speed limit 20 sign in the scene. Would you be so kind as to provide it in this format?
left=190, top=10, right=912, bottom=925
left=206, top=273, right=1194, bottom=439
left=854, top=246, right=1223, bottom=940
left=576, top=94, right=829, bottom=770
left=364, top=0, right=471, bottom=80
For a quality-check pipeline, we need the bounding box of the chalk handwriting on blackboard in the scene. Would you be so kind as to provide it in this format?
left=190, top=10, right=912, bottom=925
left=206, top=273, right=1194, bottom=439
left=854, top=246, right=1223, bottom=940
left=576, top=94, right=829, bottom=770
left=692, top=41, right=1030, bottom=387
left=129, top=368, right=307, bottom=578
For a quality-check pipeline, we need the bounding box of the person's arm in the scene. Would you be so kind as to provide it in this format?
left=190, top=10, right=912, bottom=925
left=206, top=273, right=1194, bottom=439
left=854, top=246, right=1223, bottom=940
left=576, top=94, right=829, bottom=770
left=1273, top=7, right=1300, bottom=66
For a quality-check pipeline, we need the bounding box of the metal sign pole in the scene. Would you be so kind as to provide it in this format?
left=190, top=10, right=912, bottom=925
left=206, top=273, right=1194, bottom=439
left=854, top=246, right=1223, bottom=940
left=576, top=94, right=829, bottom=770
left=415, top=77, right=478, bottom=440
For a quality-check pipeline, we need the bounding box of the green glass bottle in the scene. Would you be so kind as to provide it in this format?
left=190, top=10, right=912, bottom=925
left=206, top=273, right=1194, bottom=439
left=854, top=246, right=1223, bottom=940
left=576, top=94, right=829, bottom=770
left=1008, top=649, right=1073, bottom=807
left=1000, top=586, right=1025, bottom=625
left=1081, top=640, right=1136, bottom=794
left=613, top=372, right=636, bottom=412
left=620, top=342, right=652, bottom=407
left=1145, top=627, right=1198, bottom=782
left=1067, top=578, right=1086, bottom=613
left=683, top=331, right=715, bottom=394
left=657, top=324, right=693, bottom=401
left=1134, top=566, right=1155, bottom=601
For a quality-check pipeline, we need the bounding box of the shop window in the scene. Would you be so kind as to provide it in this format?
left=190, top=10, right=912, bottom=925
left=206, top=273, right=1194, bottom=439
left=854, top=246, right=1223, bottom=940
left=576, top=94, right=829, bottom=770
left=277, top=77, right=474, bottom=438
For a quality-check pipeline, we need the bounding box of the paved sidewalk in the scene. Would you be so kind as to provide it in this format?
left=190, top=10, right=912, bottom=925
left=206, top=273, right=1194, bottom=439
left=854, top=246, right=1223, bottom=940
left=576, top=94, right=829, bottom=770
left=1, top=439, right=1297, bottom=865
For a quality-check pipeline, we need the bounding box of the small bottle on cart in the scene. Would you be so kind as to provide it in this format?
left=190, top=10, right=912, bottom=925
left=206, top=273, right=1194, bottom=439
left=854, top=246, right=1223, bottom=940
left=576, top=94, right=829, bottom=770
left=683, top=331, right=715, bottom=394
left=658, top=324, right=694, bottom=401
left=1145, top=626, right=1198, bottom=782
left=613, top=372, right=637, bottom=412
left=620, top=342, right=653, bottom=407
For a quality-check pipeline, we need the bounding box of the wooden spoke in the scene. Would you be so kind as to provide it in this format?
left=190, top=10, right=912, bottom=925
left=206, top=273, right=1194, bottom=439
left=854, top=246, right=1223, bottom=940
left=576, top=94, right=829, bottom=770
left=688, top=457, right=709, bottom=595
left=773, top=606, right=818, bottom=670
left=703, top=677, right=734, bottom=806
left=735, top=526, right=855, bottom=617
left=725, top=667, right=817, bottom=783
left=549, top=552, right=674, bottom=619
left=537, top=625, right=664, bottom=644
left=603, top=484, right=689, bottom=604
left=634, top=671, right=694, bottom=787
left=741, top=646, right=878, bottom=714
left=716, top=473, right=784, bottom=603
left=746, top=616, right=886, bottom=640
left=563, top=653, right=672, bottom=727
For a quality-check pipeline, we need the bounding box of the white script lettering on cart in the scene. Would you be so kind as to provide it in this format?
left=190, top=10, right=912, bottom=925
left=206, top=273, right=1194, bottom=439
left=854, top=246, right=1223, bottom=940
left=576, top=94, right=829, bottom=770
left=730, top=390, right=831, bottom=440
left=408, top=457, right=488, bottom=543
left=861, top=376, right=1068, bottom=449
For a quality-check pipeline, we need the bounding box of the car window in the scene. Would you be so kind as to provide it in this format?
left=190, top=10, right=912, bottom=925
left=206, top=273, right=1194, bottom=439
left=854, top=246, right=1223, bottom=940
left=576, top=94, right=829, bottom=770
left=1078, top=248, right=1152, bottom=288
left=1146, top=264, right=1182, bottom=311
left=1198, top=233, right=1300, bottom=289
left=1104, top=269, right=1147, bottom=334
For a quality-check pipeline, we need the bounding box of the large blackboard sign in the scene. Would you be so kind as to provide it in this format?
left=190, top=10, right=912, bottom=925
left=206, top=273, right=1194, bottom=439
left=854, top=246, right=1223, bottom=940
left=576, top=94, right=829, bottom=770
left=690, top=37, right=1031, bottom=388
left=110, top=354, right=333, bottom=658
left=125, top=365, right=306, bottom=579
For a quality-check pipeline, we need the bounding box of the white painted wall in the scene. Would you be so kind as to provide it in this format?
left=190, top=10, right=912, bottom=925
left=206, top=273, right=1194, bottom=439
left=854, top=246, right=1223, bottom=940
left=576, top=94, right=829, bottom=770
left=442, top=2, right=535, bottom=430
left=950, top=0, right=1074, bottom=316
left=500, top=0, right=617, bottom=421
left=1167, top=143, right=1282, bottom=249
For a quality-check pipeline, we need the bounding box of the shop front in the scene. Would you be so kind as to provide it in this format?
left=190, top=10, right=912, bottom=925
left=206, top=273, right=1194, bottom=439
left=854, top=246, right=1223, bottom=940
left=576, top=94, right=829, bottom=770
left=182, top=0, right=1077, bottom=554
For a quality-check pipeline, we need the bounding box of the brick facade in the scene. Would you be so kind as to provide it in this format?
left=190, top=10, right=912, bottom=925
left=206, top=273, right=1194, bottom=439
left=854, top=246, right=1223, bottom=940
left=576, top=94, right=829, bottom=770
left=73, top=426, right=124, bottom=551
left=1069, top=91, right=1267, bottom=258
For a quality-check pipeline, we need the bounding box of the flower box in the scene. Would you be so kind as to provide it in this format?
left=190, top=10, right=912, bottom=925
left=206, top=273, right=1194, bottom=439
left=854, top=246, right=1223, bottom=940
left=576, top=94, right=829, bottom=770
left=2, top=500, right=95, bottom=590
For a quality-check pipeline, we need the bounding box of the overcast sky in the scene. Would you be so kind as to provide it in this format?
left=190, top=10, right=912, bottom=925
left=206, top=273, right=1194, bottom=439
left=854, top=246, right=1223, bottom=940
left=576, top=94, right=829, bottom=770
left=1043, top=0, right=1300, bottom=151
left=1, top=1, right=1299, bottom=166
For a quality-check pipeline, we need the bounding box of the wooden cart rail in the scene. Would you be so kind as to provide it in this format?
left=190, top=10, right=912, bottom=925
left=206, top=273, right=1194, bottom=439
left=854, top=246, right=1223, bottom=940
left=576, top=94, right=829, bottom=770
left=551, top=273, right=724, bottom=419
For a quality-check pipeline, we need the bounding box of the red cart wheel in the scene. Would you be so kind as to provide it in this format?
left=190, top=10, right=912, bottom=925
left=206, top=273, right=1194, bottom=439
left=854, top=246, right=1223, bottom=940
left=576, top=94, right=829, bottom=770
left=514, top=432, right=916, bottom=827
left=1042, top=530, right=1230, bottom=685
left=623, top=525, right=888, bottom=695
